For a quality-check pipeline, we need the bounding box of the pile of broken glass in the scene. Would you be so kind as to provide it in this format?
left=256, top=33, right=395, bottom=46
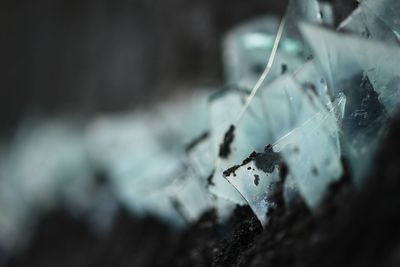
left=1, top=0, right=400, bottom=254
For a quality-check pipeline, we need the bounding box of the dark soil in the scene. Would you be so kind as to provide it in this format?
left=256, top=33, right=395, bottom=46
left=6, top=115, right=400, bottom=267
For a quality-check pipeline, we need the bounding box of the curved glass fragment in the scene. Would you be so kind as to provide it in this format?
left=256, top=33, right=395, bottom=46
left=224, top=76, right=344, bottom=224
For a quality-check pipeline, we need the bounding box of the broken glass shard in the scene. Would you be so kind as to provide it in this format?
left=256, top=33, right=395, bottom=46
left=286, top=0, right=323, bottom=26
left=85, top=90, right=214, bottom=225
left=300, top=23, right=399, bottom=183
left=300, top=24, right=400, bottom=113
left=223, top=74, right=344, bottom=223
left=293, top=61, right=332, bottom=108
left=185, top=133, right=238, bottom=224
left=207, top=87, right=249, bottom=204
left=338, top=4, right=399, bottom=42
left=223, top=0, right=331, bottom=91
left=223, top=16, right=304, bottom=89
left=273, top=94, right=345, bottom=208
left=224, top=146, right=283, bottom=225
left=361, top=0, right=400, bottom=37
left=166, top=170, right=212, bottom=223
left=86, top=113, right=186, bottom=226
left=186, top=134, right=214, bottom=181
left=284, top=0, right=329, bottom=59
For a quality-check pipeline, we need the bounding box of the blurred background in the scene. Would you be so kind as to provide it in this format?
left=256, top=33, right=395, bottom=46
left=1, top=0, right=291, bottom=135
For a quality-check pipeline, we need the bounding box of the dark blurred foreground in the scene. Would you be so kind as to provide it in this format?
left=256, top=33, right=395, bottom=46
left=7, top=115, right=400, bottom=267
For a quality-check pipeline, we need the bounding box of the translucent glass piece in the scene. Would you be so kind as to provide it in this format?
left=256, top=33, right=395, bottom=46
left=179, top=133, right=236, bottom=223
left=86, top=91, right=214, bottom=222
left=300, top=23, right=398, bottom=183
left=286, top=0, right=322, bottom=25
left=155, top=90, right=211, bottom=147
left=258, top=75, right=330, bottom=141
left=209, top=85, right=286, bottom=206
left=301, top=24, right=400, bottom=114
left=108, top=160, right=186, bottom=227
left=284, top=0, right=326, bottom=58
left=338, top=4, right=399, bottom=42
left=86, top=114, right=186, bottom=225
left=166, top=170, right=212, bottom=223
left=87, top=114, right=179, bottom=180
left=223, top=0, right=328, bottom=91
left=223, top=75, right=343, bottom=224
left=224, top=147, right=282, bottom=225
left=223, top=16, right=304, bottom=89
left=186, top=135, right=214, bottom=181
left=293, top=61, right=332, bottom=108
left=273, top=94, right=345, bottom=208
left=207, top=87, right=249, bottom=204
left=361, top=0, right=400, bottom=37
